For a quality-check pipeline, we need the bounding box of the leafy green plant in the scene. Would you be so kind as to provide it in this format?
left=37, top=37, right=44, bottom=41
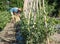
left=0, top=0, right=24, bottom=11
left=15, top=12, right=58, bottom=44
left=0, top=11, right=11, bottom=31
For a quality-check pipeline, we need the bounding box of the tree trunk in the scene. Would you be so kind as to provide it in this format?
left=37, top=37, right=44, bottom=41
left=23, top=0, right=38, bottom=19
left=23, top=0, right=29, bottom=18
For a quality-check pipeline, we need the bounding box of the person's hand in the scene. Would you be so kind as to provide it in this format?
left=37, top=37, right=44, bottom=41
left=17, top=13, right=20, bottom=17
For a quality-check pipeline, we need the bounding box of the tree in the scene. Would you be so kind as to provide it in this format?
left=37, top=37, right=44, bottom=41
left=18, top=0, right=58, bottom=44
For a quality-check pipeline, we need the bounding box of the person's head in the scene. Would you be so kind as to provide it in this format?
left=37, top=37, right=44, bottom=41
left=18, top=8, right=21, bottom=11
left=17, top=8, right=22, bottom=13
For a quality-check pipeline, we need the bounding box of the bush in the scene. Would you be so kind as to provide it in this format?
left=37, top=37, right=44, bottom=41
left=0, top=0, right=24, bottom=11
left=15, top=13, right=58, bottom=44
left=0, top=11, right=11, bottom=31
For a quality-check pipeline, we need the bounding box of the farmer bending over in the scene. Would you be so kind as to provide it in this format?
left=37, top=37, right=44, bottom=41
left=10, top=7, right=21, bottom=22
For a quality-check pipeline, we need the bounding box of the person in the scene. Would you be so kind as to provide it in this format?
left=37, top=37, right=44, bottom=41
left=10, top=7, right=21, bottom=23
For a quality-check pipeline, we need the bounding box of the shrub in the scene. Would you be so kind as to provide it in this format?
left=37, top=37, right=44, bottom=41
left=0, top=11, right=11, bottom=31
left=15, top=13, right=58, bottom=44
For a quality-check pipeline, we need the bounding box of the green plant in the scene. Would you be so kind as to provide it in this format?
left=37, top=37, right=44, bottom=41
left=0, top=11, right=11, bottom=31
left=0, top=0, right=24, bottom=11
left=16, top=12, right=58, bottom=44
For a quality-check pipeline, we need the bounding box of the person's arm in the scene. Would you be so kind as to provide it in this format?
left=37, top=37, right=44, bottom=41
left=11, top=12, right=13, bottom=16
left=10, top=8, right=14, bottom=16
left=10, top=12, right=14, bottom=19
left=10, top=10, right=14, bottom=20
